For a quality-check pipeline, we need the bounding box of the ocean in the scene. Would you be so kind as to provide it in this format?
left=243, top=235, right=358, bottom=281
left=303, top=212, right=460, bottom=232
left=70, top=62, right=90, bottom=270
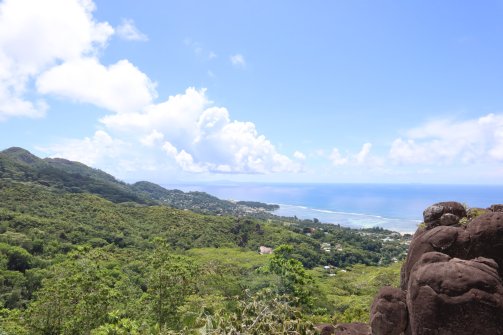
left=162, top=183, right=503, bottom=233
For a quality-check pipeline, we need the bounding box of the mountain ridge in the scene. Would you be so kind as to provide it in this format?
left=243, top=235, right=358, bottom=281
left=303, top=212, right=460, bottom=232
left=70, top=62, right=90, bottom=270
left=0, top=147, right=278, bottom=216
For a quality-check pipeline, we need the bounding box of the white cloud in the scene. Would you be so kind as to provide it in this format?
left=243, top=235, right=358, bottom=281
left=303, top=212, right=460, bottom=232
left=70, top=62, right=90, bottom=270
left=0, top=0, right=112, bottom=73
left=101, top=87, right=208, bottom=135
left=41, top=130, right=127, bottom=167
left=140, top=130, right=164, bottom=147
left=0, top=0, right=114, bottom=120
left=116, top=19, right=148, bottom=41
left=40, top=87, right=299, bottom=175
left=0, top=88, right=47, bottom=121
left=0, top=0, right=298, bottom=177
left=162, top=141, right=207, bottom=173
left=489, top=136, right=503, bottom=160
left=40, top=130, right=167, bottom=178
left=293, top=151, right=306, bottom=160
left=230, top=53, right=246, bottom=67
left=328, top=143, right=374, bottom=166
left=329, top=148, right=349, bottom=166
left=389, top=113, right=503, bottom=164
left=355, top=142, right=372, bottom=164
left=100, top=88, right=300, bottom=174
left=37, top=57, right=157, bottom=113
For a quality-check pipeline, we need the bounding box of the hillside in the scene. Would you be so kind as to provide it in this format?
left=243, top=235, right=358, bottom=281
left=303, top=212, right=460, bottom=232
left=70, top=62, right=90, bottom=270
left=131, top=180, right=279, bottom=216
left=0, top=147, right=150, bottom=204
left=0, top=147, right=411, bottom=334
left=0, top=147, right=278, bottom=215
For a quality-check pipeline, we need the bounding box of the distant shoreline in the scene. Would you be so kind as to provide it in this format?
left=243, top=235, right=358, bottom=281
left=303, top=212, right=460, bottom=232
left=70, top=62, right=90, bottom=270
left=274, top=203, right=421, bottom=234
left=162, top=182, right=501, bottom=233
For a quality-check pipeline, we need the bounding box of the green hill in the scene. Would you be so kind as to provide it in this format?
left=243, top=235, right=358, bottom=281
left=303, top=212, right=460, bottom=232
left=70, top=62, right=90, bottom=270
left=0, top=147, right=278, bottom=215
left=0, top=147, right=407, bottom=334
left=0, top=147, right=150, bottom=204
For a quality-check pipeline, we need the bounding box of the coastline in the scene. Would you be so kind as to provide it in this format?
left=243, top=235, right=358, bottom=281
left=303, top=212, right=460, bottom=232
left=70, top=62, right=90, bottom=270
left=273, top=203, right=421, bottom=234
left=162, top=182, right=502, bottom=234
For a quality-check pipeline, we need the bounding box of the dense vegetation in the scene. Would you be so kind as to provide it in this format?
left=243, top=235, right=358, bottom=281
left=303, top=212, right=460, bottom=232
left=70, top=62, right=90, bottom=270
left=0, top=148, right=277, bottom=216
left=0, top=148, right=408, bottom=334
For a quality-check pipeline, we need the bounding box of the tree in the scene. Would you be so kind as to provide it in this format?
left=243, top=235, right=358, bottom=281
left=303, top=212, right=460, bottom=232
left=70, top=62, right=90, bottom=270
left=145, top=244, right=198, bottom=330
left=27, top=249, right=142, bottom=335
left=265, top=245, right=314, bottom=307
left=0, top=243, right=32, bottom=272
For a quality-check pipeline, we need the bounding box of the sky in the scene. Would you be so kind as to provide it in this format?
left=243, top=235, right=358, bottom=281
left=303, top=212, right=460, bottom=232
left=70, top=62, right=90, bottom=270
left=0, top=0, right=503, bottom=185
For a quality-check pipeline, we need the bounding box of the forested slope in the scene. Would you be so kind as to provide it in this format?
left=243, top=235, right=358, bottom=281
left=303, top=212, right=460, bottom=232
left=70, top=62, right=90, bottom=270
left=0, top=148, right=407, bottom=334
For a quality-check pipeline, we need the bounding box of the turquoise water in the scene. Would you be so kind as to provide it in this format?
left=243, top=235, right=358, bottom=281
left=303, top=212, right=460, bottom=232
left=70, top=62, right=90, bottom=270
left=163, top=183, right=503, bottom=233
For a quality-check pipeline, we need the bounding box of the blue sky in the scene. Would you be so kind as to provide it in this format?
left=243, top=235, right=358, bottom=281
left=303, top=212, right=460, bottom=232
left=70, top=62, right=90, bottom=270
left=0, top=0, right=503, bottom=184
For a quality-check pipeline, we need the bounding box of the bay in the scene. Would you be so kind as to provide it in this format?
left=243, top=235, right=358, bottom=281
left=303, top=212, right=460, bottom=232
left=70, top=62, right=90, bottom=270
left=162, top=183, right=503, bottom=233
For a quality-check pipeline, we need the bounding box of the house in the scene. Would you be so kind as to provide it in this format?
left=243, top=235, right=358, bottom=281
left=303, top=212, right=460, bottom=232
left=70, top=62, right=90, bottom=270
left=321, top=243, right=332, bottom=253
left=259, top=246, right=273, bottom=255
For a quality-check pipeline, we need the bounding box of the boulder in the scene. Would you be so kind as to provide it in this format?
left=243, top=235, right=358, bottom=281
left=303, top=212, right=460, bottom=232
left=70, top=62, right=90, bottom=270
left=439, top=212, right=460, bottom=226
left=370, top=287, right=407, bottom=335
left=315, top=324, right=336, bottom=335
left=422, top=201, right=466, bottom=229
left=407, top=252, right=503, bottom=335
left=489, top=204, right=503, bottom=212
left=400, top=225, right=470, bottom=290
left=334, top=323, right=371, bottom=335
left=373, top=203, right=503, bottom=335
left=466, top=212, right=503, bottom=278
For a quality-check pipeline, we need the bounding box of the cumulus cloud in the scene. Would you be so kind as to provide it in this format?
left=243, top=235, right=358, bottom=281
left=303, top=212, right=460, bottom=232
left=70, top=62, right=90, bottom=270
left=1, top=0, right=300, bottom=176
left=293, top=151, right=306, bottom=160
left=329, top=148, right=349, bottom=166
left=0, top=89, right=47, bottom=121
left=140, top=130, right=164, bottom=147
left=162, top=141, right=207, bottom=173
left=355, top=142, right=372, bottom=164
left=230, top=53, right=246, bottom=67
left=328, top=143, right=373, bottom=167
left=37, top=57, right=157, bottom=113
left=389, top=113, right=503, bottom=164
left=0, top=0, right=114, bottom=120
left=41, top=130, right=127, bottom=167
left=42, top=87, right=300, bottom=175
left=102, top=88, right=300, bottom=174
left=116, top=19, right=148, bottom=41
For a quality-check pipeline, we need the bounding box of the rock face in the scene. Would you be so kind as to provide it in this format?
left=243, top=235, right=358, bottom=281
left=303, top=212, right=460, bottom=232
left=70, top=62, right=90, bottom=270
left=316, top=322, right=371, bottom=335
left=334, top=323, right=371, bottom=335
left=422, top=201, right=466, bottom=229
left=466, top=212, right=503, bottom=278
left=371, top=202, right=503, bottom=335
left=370, top=287, right=407, bottom=335
left=407, top=252, right=503, bottom=335
left=314, top=324, right=336, bottom=335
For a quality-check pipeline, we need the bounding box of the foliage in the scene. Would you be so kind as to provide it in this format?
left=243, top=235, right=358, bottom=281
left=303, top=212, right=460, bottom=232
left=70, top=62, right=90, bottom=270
left=265, top=245, right=314, bottom=307
left=0, top=147, right=412, bottom=332
left=146, top=244, right=198, bottom=330
left=26, top=249, right=144, bottom=335
left=179, top=290, right=316, bottom=335
left=309, top=262, right=402, bottom=323
left=0, top=147, right=279, bottom=216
